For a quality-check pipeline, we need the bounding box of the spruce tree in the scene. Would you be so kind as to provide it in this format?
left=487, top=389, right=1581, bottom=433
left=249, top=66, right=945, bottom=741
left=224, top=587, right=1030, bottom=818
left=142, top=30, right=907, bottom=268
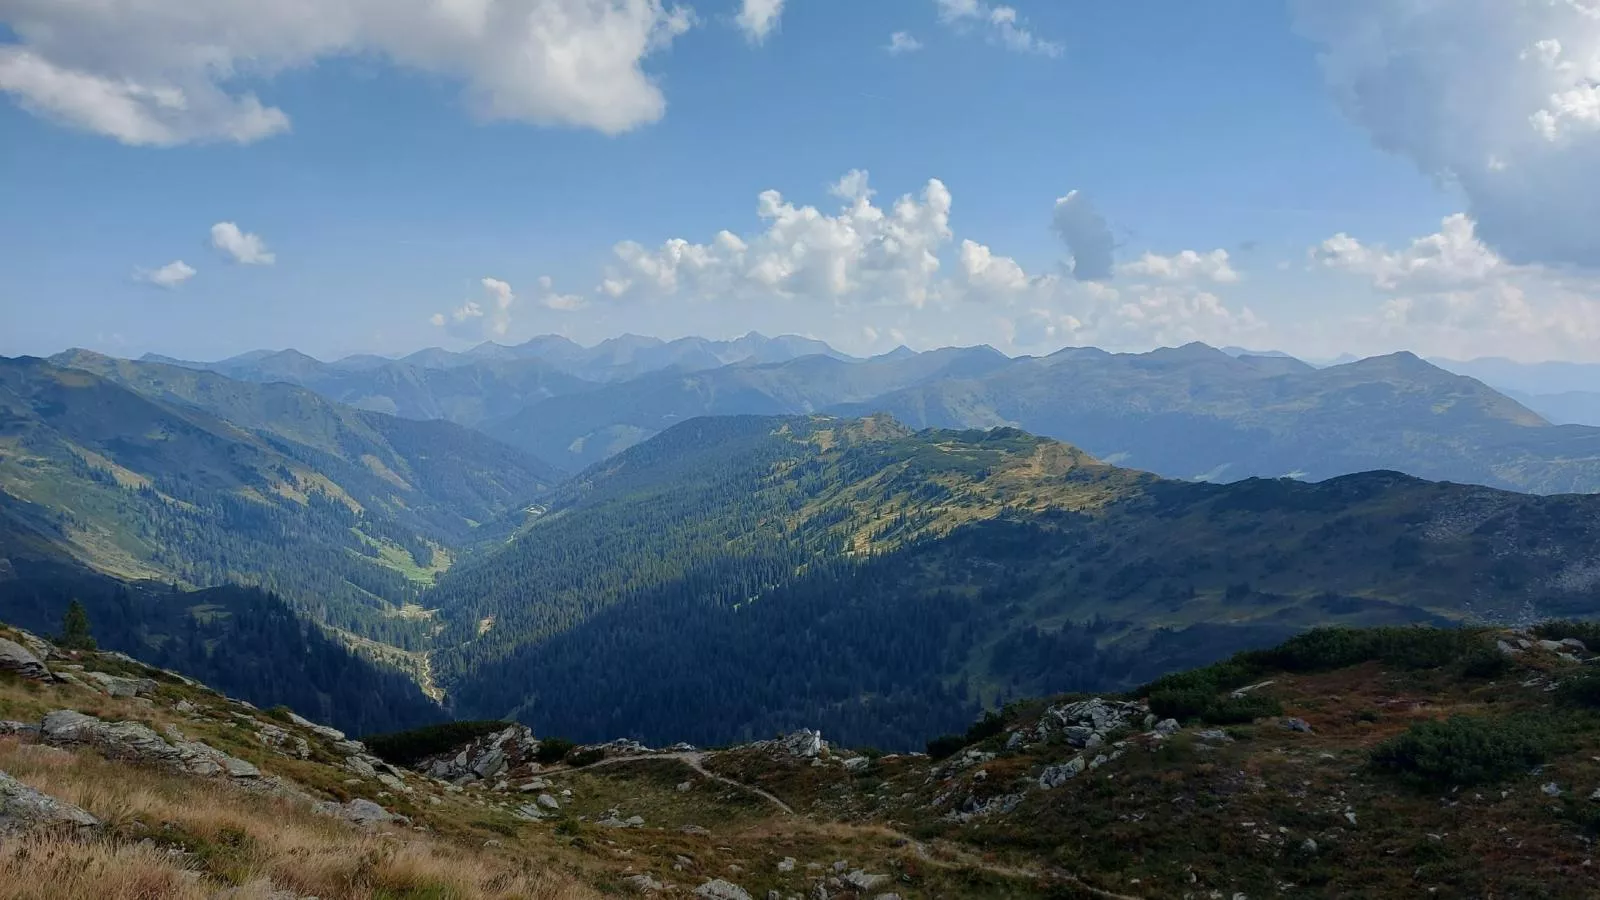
left=60, top=600, right=96, bottom=651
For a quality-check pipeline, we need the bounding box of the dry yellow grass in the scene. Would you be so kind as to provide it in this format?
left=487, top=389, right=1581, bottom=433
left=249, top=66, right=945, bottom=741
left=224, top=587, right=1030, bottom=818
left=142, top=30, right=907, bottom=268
left=0, top=739, right=600, bottom=900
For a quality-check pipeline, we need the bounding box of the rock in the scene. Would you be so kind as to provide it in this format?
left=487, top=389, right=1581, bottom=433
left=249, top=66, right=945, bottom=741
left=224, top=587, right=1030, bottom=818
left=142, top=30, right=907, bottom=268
left=1301, top=838, right=1318, bottom=854
left=41, top=709, right=258, bottom=778
left=315, top=797, right=403, bottom=826
left=681, top=824, right=711, bottom=836
left=1543, top=782, right=1563, bottom=797
left=173, top=699, right=199, bottom=715
left=1281, top=718, right=1314, bottom=733
left=1038, top=757, right=1085, bottom=789
left=695, top=879, right=753, bottom=900
left=874, top=895, right=903, bottom=900
left=843, top=756, right=870, bottom=773
left=779, top=729, right=827, bottom=759
left=1498, top=639, right=1523, bottom=656
left=286, top=712, right=345, bottom=742
left=1196, top=729, right=1233, bottom=743
left=1230, top=680, right=1276, bottom=698
left=0, top=770, right=99, bottom=833
left=82, top=671, right=156, bottom=698
left=626, top=814, right=645, bottom=826
left=257, top=724, right=311, bottom=759
left=778, top=857, right=797, bottom=872
left=376, top=772, right=411, bottom=794
left=844, top=871, right=891, bottom=891
left=1562, top=638, right=1590, bottom=652
left=623, top=874, right=664, bottom=893
left=1537, top=640, right=1566, bottom=652
left=1154, top=719, right=1181, bottom=736
left=537, top=793, right=560, bottom=810
left=0, top=638, right=49, bottom=680
left=677, top=781, right=693, bottom=792
left=346, top=756, right=377, bottom=779
left=520, top=778, right=550, bottom=792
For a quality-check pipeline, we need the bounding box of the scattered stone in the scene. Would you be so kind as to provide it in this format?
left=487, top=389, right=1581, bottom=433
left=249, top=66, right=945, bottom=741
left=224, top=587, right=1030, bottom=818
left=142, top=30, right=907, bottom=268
left=1498, top=640, right=1523, bottom=656
left=843, top=756, right=870, bottom=773
left=1301, top=838, right=1318, bottom=854
left=0, top=770, right=99, bottom=833
left=1537, top=640, right=1566, bottom=652
left=1282, top=718, right=1314, bottom=733
left=623, top=874, right=664, bottom=894
left=677, top=781, right=693, bottom=792
left=257, top=724, right=311, bottom=759
left=0, top=638, right=49, bottom=680
left=1039, top=757, right=1085, bottom=789
left=778, top=857, right=796, bottom=872
left=694, top=878, right=753, bottom=900
left=520, top=778, right=550, bottom=792
left=314, top=797, right=404, bottom=826
left=346, top=756, right=378, bottom=779
left=537, top=793, right=560, bottom=810
left=681, top=825, right=711, bottom=836
left=1231, top=680, right=1276, bottom=698
left=1196, top=729, right=1234, bottom=743
left=844, top=871, right=891, bottom=891
left=1544, top=782, right=1563, bottom=797
left=376, top=772, right=411, bottom=794
left=286, top=712, right=345, bottom=742
left=1154, top=719, right=1181, bottom=736
left=81, top=671, right=156, bottom=698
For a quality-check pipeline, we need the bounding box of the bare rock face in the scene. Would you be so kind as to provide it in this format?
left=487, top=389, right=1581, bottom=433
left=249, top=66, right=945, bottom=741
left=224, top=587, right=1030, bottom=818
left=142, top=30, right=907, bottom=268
left=39, top=710, right=260, bottom=779
left=0, top=770, right=99, bottom=834
left=0, top=638, right=49, bottom=680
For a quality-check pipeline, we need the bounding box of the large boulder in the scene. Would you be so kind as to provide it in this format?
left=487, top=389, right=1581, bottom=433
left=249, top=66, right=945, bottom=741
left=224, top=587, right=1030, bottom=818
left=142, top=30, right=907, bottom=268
left=314, top=797, right=404, bottom=826
left=81, top=671, right=157, bottom=698
left=0, top=770, right=99, bottom=833
left=778, top=729, right=827, bottom=759
left=694, top=879, right=753, bottom=900
left=0, top=638, right=49, bottom=680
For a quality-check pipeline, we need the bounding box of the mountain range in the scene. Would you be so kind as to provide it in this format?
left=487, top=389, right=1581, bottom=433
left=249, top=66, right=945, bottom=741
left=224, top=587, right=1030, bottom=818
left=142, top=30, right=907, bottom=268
left=130, top=335, right=1600, bottom=493
left=7, top=337, right=1600, bottom=748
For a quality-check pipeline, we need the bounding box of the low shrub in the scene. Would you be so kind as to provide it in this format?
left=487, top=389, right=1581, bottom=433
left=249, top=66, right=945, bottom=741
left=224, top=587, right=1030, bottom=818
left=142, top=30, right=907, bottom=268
left=925, top=734, right=965, bottom=760
left=964, top=710, right=1007, bottom=745
left=1147, top=688, right=1213, bottom=722
left=565, top=747, right=606, bottom=768
left=1533, top=620, right=1600, bottom=647
left=1369, top=714, right=1551, bottom=788
left=535, top=737, right=575, bottom=764
left=1556, top=672, right=1600, bottom=709
left=1458, top=647, right=1512, bottom=680
left=1201, top=694, right=1283, bottom=725
left=363, top=720, right=509, bottom=767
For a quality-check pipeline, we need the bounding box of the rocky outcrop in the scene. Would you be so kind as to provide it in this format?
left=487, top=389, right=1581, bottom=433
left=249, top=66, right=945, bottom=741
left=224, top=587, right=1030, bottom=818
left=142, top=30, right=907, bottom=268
left=313, top=797, right=405, bottom=827
left=40, top=710, right=260, bottom=779
left=779, top=729, right=827, bottom=758
left=0, top=770, right=99, bottom=834
left=420, top=724, right=539, bottom=784
left=81, top=670, right=157, bottom=698
left=1018, top=697, right=1150, bottom=750
left=0, top=637, right=49, bottom=680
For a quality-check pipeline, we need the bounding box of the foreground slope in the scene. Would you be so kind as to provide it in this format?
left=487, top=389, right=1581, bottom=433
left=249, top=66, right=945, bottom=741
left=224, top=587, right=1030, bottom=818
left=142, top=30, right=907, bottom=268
left=430, top=414, right=1600, bottom=748
left=0, top=355, right=554, bottom=637
left=8, top=616, right=1600, bottom=898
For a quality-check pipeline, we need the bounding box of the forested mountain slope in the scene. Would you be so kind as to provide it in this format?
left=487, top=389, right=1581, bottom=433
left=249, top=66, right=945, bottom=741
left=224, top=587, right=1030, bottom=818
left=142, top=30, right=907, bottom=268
left=0, top=355, right=552, bottom=640
left=429, top=414, right=1600, bottom=748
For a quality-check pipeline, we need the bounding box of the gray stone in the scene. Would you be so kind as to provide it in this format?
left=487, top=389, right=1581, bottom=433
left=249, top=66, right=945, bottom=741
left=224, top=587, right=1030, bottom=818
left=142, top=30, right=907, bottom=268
left=694, top=879, right=753, bottom=900
left=844, top=871, right=891, bottom=891
left=1038, top=757, right=1085, bottom=789
left=843, top=756, right=870, bottom=773
left=537, top=793, right=560, bottom=810
left=0, top=638, right=48, bottom=680
left=377, top=772, right=411, bottom=794
left=315, top=797, right=402, bottom=826
left=623, top=874, right=664, bottom=893
left=779, top=729, right=826, bottom=759
left=287, top=712, right=345, bottom=742
left=1196, top=729, right=1233, bottom=743
left=1281, top=717, right=1314, bottom=733
left=1154, top=718, right=1181, bottom=736
left=82, top=671, right=156, bottom=697
left=0, top=770, right=99, bottom=833
left=1498, top=639, right=1522, bottom=655
left=777, top=857, right=796, bottom=872
left=41, top=709, right=258, bottom=778
left=1562, top=638, right=1590, bottom=653
left=1543, top=781, right=1563, bottom=797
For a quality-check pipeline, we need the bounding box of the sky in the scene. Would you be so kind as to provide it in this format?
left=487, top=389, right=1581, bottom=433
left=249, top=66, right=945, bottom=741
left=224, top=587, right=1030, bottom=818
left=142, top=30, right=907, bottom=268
left=3, top=0, right=1600, bottom=363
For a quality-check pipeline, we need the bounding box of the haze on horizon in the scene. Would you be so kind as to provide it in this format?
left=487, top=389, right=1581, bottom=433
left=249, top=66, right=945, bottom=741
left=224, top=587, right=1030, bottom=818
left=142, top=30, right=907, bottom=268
left=5, top=1, right=1600, bottom=367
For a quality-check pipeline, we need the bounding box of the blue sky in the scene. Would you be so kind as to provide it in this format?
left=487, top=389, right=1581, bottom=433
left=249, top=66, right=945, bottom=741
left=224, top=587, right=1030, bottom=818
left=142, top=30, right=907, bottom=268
left=3, top=0, right=1599, bottom=362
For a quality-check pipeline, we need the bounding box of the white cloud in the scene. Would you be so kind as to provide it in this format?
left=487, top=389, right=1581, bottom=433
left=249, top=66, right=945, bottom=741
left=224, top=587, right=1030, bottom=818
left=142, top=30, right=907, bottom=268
left=431, top=276, right=519, bottom=338
left=958, top=239, right=1029, bottom=293
left=1051, top=190, right=1114, bottom=281
left=1311, top=214, right=1501, bottom=291
left=0, top=0, right=696, bottom=146
left=209, top=222, right=275, bottom=265
left=536, top=275, right=586, bottom=311
left=136, top=260, right=196, bottom=289
left=1293, top=0, right=1600, bottom=266
left=935, top=0, right=1062, bottom=57
left=886, top=32, right=923, bottom=55
left=601, top=169, right=954, bottom=308
left=1120, top=249, right=1239, bottom=284
left=1309, top=213, right=1600, bottom=359
left=735, top=0, right=784, bottom=44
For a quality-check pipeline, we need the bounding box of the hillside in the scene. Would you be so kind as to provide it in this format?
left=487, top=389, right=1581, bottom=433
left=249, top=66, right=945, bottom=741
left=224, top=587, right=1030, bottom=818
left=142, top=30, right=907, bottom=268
left=0, top=355, right=554, bottom=640
left=7, top=616, right=1600, bottom=898
left=428, top=414, right=1600, bottom=749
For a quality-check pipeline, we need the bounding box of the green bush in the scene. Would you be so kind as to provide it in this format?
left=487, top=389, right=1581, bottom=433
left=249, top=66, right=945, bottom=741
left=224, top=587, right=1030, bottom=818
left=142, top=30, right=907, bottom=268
left=925, top=734, right=965, bottom=760
left=1458, top=647, right=1512, bottom=680
left=1259, top=626, right=1483, bottom=673
left=535, top=737, right=575, bottom=764
left=263, top=705, right=295, bottom=723
left=1369, top=715, right=1551, bottom=788
left=1147, top=688, right=1213, bottom=722
left=964, top=710, right=1007, bottom=745
left=1556, top=673, right=1600, bottom=708
left=565, top=747, right=606, bottom=768
left=1201, top=694, right=1283, bottom=725
left=1533, top=620, right=1600, bottom=647
left=363, top=720, right=509, bottom=767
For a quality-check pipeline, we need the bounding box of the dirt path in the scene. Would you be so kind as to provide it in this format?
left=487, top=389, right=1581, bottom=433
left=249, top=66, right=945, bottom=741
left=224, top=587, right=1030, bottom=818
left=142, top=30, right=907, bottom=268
left=556, top=751, right=796, bottom=815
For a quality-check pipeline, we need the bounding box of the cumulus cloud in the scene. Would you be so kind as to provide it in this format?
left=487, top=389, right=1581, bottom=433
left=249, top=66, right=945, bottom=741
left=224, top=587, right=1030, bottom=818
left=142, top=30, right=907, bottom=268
left=431, top=276, right=518, bottom=338
left=209, top=222, right=275, bottom=265
left=0, top=0, right=695, bottom=146
left=601, top=169, right=954, bottom=308
left=1120, top=249, right=1239, bottom=283
left=536, top=275, right=586, bottom=311
left=136, top=260, right=196, bottom=289
left=886, top=32, right=923, bottom=55
left=935, top=0, right=1062, bottom=57
left=736, top=0, right=784, bottom=44
left=1051, top=190, right=1114, bottom=281
left=1310, top=213, right=1600, bottom=359
left=1292, top=0, right=1600, bottom=267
